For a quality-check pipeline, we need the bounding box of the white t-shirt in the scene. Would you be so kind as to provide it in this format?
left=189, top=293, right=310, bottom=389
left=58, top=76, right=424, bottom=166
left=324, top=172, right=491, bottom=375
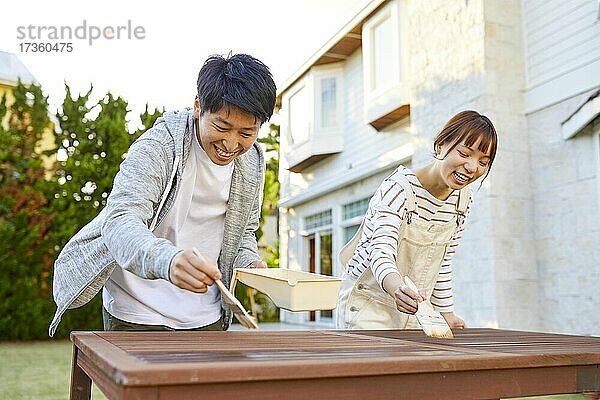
left=103, top=126, right=234, bottom=328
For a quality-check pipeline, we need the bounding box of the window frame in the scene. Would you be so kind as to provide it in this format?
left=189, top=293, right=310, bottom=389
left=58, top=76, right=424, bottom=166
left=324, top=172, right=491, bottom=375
left=287, top=82, right=311, bottom=147
left=595, top=123, right=600, bottom=203
left=361, top=0, right=410, bottom=126
left=340, top=196, right=371, bottom=244
left=362, top=1, right=402, bottom=101
left=313, top=64, right=344, bottom=134
left=283, top=65, right=344, bottom=152
left=301, top=210, right=334, bottom=324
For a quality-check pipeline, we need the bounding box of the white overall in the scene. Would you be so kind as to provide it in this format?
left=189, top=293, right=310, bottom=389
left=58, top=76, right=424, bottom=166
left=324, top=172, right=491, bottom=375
left=336, top=176, right=471, bottom=330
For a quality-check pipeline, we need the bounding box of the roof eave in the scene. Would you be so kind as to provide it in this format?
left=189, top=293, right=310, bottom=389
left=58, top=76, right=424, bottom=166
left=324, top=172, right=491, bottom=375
left=276, top=0, right=388, bottom=107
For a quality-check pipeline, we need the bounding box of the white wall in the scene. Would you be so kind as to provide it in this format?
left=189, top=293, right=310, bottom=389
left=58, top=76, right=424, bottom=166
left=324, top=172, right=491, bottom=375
left=522, top=0, right=600, bottom=113
left=527, top=90, right=600, bottom=335
left=520, top=0, right=600, bottom=335
left=405, top=0, right=506, bottom=328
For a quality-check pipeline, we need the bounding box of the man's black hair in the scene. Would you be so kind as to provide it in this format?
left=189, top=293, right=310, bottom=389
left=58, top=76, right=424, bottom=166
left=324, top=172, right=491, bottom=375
left=196, top=53, right=277, bottom=123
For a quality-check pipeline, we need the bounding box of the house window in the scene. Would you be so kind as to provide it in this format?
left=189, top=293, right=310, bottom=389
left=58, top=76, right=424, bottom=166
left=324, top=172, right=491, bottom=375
left=341, top=197, right=371, bottom=243
left=320, top=77, right=337, bottom=129
left=304, top=210, right=333, bottom=323
left=343, top=225, right=360, bottom=244
left=289, top=86, right=309, bottom=145
left=343, top=198, right=370, bottom=220
left=361, top=0, right=410, bottom=127
left=363, top=1, right=402, bottom=98
left=372, top=17, right=394, bottom=92
left=318, top=231, right=333, bottom=318
left=281, top=65, right=344, bottom=172
left=305, top=209, right=332, bottom=230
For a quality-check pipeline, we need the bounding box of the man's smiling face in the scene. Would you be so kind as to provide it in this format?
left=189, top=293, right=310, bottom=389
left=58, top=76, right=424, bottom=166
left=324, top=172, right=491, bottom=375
left=194, top=99, right=261, bottom=166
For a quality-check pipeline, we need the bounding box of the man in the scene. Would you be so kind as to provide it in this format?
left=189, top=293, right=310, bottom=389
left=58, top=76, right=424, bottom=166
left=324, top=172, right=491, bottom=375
left=49, top=53, right=276, bottom=335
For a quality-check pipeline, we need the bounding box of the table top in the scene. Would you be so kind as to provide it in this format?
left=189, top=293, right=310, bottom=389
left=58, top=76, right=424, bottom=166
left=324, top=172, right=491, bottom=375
left=71, top=328, right=600, bottom=387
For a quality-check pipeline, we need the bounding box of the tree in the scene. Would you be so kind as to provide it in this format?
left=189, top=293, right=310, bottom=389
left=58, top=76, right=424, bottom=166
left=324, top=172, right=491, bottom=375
left=0, top=81, right=55, bottom=339
left=256, top=123, right=280, bottom=241
left=138, top=104, right=164, bottom=136
left=49, top=88, right=163, bottom=337
left=0, top=79, right=165, bottom=339
left=235, top=124, right=281, bottom=322
left=51, top=88, right=134, bottom=246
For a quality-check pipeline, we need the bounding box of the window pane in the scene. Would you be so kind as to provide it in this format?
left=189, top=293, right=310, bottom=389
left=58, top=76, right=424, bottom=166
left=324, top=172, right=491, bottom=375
left=319, top=231, right=332, bottom=277
left=289, top=87, right=309, bottom=144
left=344, top=225, right=361, bottom=243
left=320, top=77, right=337, bottom=128
left=343, top=197, right=370, bottom=220
left=304, top=210, right=332, bottom=230
left=373, top=16, right=394, bottom=91
left=320, top=231, right=333, bottom=318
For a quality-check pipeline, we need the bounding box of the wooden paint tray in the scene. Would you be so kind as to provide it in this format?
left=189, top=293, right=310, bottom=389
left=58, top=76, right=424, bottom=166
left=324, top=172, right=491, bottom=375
left=230, top=268, right=342, bottom=311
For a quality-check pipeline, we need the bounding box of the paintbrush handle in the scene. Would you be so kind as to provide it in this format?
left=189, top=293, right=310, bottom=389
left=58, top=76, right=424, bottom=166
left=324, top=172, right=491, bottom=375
left=404, top=276, right=420, bottom=293
left=214, top=279, right=229, bottom=294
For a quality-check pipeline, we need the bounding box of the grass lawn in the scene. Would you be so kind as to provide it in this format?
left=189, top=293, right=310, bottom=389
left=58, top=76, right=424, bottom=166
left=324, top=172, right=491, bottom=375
left=0, top=340, right=591, bottom=400
left=0, top=340, right=107, bottom=400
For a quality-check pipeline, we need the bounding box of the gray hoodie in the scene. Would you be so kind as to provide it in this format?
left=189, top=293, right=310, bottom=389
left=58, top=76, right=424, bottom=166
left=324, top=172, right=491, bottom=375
left=49, top=108, right=264, bottom=336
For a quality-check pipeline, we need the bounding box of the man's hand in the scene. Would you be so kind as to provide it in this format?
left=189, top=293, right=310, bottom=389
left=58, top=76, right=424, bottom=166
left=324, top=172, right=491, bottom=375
left=441, top=312, right=466, bottom=329
left=247, top=260, right=267, bottom=268
left=168, top=248, right=222, bottom=293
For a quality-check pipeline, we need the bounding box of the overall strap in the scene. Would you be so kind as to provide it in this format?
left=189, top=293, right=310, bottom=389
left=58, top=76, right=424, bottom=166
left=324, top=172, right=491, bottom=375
left=388, top=172, right=417, bottom=223
left=455, top=186, right=472, bottom=225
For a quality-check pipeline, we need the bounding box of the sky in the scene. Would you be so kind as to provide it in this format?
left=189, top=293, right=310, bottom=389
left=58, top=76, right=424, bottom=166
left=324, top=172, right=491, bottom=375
left=0, top=0, right=371, bottom=129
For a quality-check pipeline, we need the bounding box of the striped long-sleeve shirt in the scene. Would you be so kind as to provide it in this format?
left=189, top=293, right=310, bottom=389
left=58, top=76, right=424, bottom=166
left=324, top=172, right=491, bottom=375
left=346, top=166, right=472, bottom=312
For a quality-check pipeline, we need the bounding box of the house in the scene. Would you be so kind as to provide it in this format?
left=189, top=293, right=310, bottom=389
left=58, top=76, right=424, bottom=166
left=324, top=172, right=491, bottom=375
left=276, top=0, right=600, bottom=334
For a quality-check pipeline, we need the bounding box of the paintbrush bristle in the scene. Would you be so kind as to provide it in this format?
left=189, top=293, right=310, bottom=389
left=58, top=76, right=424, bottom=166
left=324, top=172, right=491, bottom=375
left=190, top=247, right=257, bottom=329
left=215, top=277, right=258, bottom=329
left=424, top=326, right=454, bottom=339
left=415, top=306, right=454, bottom=339
left=404, top=276, right=454, bottom=339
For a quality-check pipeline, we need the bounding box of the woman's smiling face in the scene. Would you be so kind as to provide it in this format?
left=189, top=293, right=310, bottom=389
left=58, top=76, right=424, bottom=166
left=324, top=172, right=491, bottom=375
left=436, top=137, right=492, bottom=190
left=194, top=99, right=261, bottom=166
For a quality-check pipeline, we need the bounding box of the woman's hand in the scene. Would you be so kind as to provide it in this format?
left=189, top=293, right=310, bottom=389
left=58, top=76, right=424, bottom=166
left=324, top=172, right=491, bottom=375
left=383, top=273, right=425, bottom=314
left=440, top=312, right=466, bottom=329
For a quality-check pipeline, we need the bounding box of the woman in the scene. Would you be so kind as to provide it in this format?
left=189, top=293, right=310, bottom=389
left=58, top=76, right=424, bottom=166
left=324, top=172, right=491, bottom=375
left=336, top=110, right=498, bottom=330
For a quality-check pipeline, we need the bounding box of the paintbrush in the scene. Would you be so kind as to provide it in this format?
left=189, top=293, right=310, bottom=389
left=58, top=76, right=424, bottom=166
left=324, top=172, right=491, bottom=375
left=214, top=280, right=258, bottom=329
left=404, top=276, right=453, bottom=339
left=191, top=248, right=258, bottom=329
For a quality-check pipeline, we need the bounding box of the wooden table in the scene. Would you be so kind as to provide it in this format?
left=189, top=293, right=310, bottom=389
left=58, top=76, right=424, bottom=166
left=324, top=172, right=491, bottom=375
left=70, top=328, right=600, bottom=400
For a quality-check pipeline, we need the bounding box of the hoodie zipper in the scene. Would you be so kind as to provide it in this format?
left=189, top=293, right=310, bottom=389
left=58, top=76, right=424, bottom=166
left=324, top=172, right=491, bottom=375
left=150, top=155, right=179, bottom=231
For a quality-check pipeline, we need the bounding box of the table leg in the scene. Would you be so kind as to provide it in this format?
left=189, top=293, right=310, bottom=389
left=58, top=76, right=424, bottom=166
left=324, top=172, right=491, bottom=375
left=70, top=345, right=92, bottom=400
